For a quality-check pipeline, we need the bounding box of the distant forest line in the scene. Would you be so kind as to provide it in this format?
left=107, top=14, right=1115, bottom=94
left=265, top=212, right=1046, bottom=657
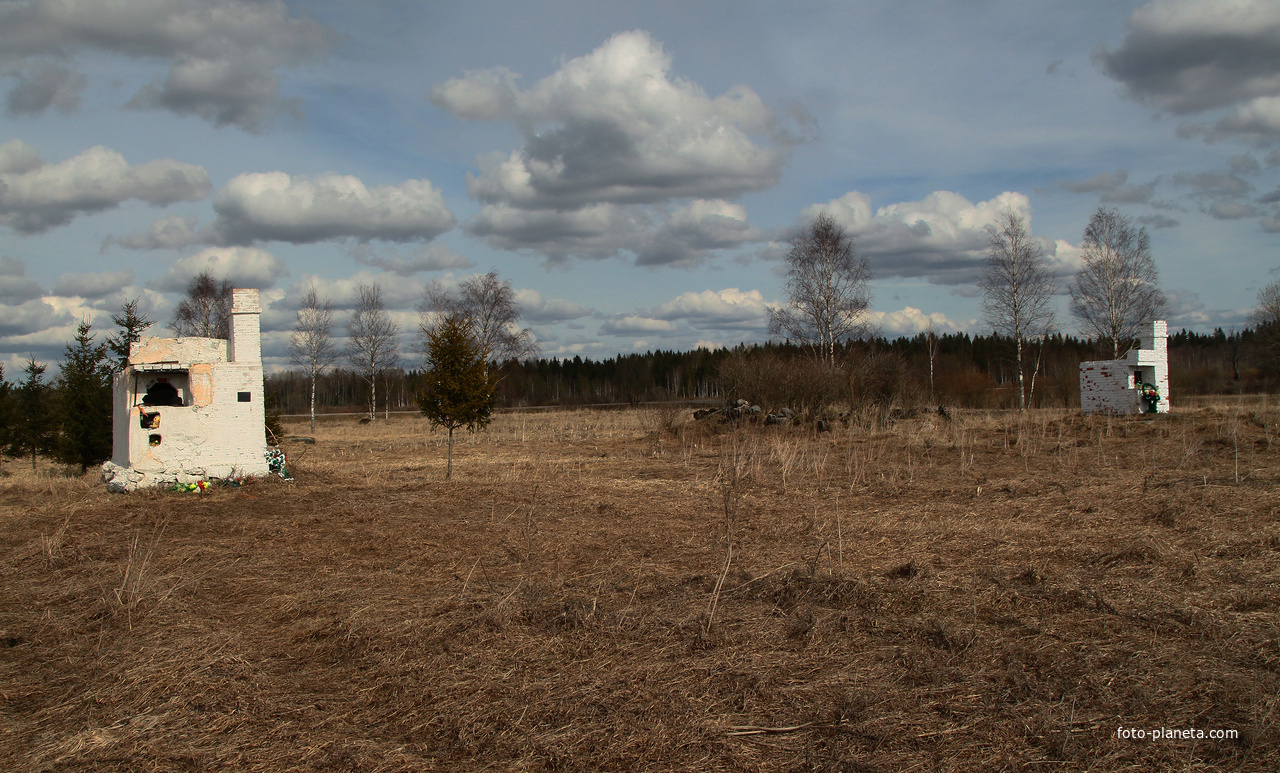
left=265, top=328, right=1275, bottom=416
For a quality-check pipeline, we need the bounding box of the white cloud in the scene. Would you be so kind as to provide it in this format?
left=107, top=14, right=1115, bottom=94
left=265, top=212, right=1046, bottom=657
left=805, top=190, right=1036, bottom=285
left=212, top=172, right=455, bottom=245
left=0, top=0, right=333, bottom=131
left=0, top=141, right=210, bottom=233
left=438, top=31, right=783, bottom=264
left=154, top=247, right=287, bottom=292
left=434, top=30, right=784, bottom=210
left=864, top=306, right=967, bottom=337
left=598, top=315, right=679, bottom=336
left=651, top=287, right=772, bottom=328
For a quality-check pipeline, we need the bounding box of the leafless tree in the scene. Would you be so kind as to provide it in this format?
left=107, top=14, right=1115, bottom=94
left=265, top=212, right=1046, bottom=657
left=287, top=282, right=338, bottom=433
left=347, top=283, right=400, bottom=421
left=171, top=271, right=232, bottom=338
left=769, top=212, right=872, bottom=365
left=1069, top=207, right=1167, bottom=359
left=419, top=271, right=537, bottom=370
left=1250, top=278, right=1280, bottom=372
left=980, top=209, right=1057, bottom=410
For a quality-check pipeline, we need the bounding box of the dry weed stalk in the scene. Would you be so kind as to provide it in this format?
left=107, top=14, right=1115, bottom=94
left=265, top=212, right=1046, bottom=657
left=706, top=432, right=755, bottom=633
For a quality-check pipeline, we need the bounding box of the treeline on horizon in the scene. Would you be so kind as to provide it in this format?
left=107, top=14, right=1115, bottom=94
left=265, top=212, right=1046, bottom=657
left=264, top=327, right=1276, bottom=417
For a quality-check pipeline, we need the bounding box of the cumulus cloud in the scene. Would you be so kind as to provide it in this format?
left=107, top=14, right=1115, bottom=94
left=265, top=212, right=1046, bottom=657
left=211, top=172, right=455, bottom=245
left=651, top=287, right=772, bottom=329
left=4, top=60, right=85, bottom=115
left=0, top=256, right=46, bottom=303
left=434, top=30, right=784, bottom=210
left=53, top=269, right=134, bottom=299
left=153, top=247, right=287, bottom=292
left=0, top=0, right=332, bottom=131
left=803, top=190, right=1068, bottom=286
left=105, top=215, right=205, bottom=251
left=436, top=31, right=785, bottom=264
left=1097, top=0, right=1280, bottom=140
left=350, top=243, right=472, bottom=276
left=634, top=200, right=768, bottom=267
left=0, top=297, right=69, bottom=339
left=0, top=140, right=210, bottom=233
left=864, top=307, right=967, bottom=337
left=515, top=289, right=593, bottom=323
left=598, top=315, right=679, bottom=336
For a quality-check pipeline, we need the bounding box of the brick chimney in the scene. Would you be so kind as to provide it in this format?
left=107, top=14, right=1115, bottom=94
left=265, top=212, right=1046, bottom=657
left=227, top=288, right=262, bottom=364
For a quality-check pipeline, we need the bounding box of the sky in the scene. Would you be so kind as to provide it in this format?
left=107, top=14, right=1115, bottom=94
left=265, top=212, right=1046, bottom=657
left=2, top=0, right=1279, bottom=374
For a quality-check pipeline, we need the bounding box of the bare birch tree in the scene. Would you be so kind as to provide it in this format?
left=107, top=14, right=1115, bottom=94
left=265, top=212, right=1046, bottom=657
left=768, top=213, right=872, bottom=365
left=980, top=209, right=1057, bottom=410
left=1250, top=278, right=1280, bottom=373
left=419, top=271, right=537, bottom=371
left=1069, top=207, right=1167, bottom=359
left=287, top=282, right=338, bottom=433
left=347, top=283, right=400, bottom=421
left=171, top=271, right=232, bottom=338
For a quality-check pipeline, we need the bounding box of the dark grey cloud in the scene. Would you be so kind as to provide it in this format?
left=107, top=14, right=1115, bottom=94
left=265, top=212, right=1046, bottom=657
left=1096, top=1, right=1280, bottom=115
left=4, top=60, right=85, bottom=116
left=1137, top=213, right=1180, bottom=229
left=52, top=269, right=134, bottom=299
left=105, top=215, right=205, bottom=251
left=350, top=243, right=472, bottom=276
left=1207, top=202, right=1258, bottom=220
left=514, top=289, right=593, bottom=323
left=1059, top=169, right=1129, bottom=194
left=0, top=0, right=332, bottom=131
left=0, top=141, right=210, bottom=234
left=0, top=256, right=45, bottom=303
left=1173, top=170, right=1253, bottom=199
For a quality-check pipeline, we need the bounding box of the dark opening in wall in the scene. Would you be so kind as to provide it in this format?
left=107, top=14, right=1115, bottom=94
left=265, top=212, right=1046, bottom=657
left=140, top=411, right=160, bottom=429
left=238, top=392, right=251, bottom=402
left=143, top=380, right=183, bottom=406
left=149, top=434, right=162, bottom=446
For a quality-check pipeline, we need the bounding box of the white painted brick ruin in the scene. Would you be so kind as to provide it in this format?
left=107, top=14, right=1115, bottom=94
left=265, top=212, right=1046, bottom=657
left=101, top=288, right=270, bottom=491
left=1079, top=320, right=1170, bottom=415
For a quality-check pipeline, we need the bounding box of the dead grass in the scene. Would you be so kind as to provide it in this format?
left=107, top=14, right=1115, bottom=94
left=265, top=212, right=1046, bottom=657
left=1, top=402, right=1278, bottom=771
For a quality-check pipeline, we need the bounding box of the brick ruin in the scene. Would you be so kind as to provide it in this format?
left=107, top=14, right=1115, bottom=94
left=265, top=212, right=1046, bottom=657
left=1079, top=320, right=1169, bottom=415
left=101, top=288, right=269, bottom=491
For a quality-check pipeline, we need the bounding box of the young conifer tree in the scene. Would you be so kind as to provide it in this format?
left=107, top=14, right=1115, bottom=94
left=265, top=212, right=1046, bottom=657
left=416, top=313, right=496, bottom=480
left=55, top=320, right=114, bottom=471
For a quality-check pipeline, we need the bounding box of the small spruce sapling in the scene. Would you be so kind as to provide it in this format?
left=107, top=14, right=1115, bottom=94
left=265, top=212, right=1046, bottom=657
left=416, top=313, right=496, bottom=479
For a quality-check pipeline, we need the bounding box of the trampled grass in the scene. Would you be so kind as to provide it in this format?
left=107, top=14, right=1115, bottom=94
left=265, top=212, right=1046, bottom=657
left=1, top=401, right=1277, bottom=771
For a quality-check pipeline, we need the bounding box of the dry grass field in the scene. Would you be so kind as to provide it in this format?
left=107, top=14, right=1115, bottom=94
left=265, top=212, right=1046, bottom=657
left=1, top=401, right=1278, bottom=772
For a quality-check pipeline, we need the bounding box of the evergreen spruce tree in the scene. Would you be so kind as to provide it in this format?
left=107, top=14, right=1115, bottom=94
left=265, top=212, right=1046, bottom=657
left=0, top=365, right=11, bottom=473
left=7, top=357, right=55, bottom=472
left=108, top=297, right=154, bottom=371
left=416, top=314, right=496, bottom=479
left=55, top=321, right=114, bottom=472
